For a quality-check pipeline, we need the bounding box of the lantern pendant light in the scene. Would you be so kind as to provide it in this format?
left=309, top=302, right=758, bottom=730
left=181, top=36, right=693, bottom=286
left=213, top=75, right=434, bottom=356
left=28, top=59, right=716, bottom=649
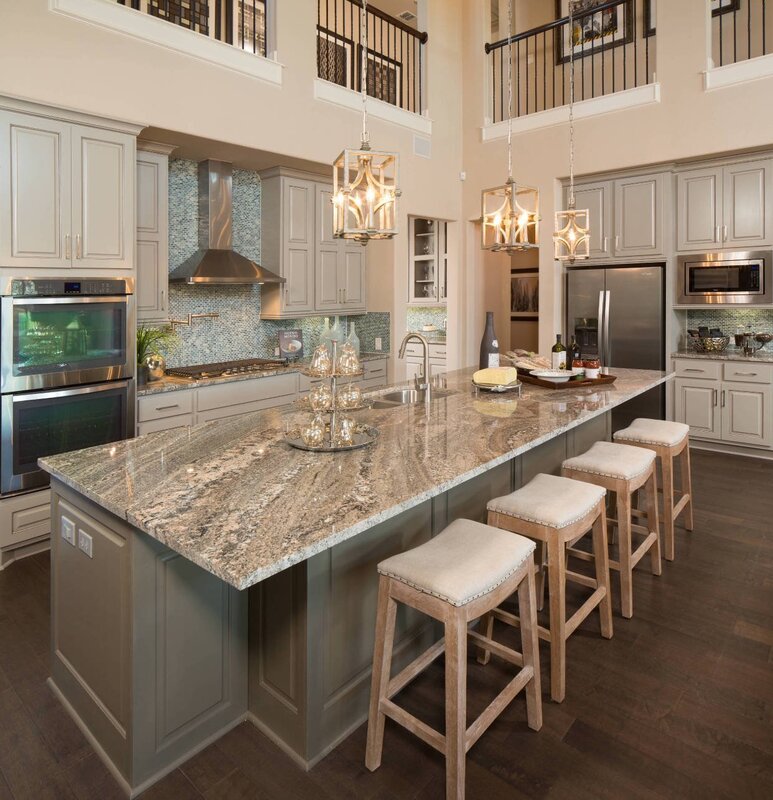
left=553, top=0, right=590, bottom=262
left=481, top=0, right=539, bottom=253
left=332, top=0, right=400, bottom=244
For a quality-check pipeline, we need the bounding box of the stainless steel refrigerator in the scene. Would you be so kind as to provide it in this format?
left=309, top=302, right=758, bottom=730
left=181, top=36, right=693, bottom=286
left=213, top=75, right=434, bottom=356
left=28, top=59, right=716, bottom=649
left=566, top=264, right=665, bottom=431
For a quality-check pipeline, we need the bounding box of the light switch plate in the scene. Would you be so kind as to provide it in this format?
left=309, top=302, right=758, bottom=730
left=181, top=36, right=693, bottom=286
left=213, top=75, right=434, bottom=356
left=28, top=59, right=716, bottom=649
left=78, top=529, right=93, bottom=559
left=61, top=516, right=76, bottom=546
left=375, top=337, right=382, bottom=351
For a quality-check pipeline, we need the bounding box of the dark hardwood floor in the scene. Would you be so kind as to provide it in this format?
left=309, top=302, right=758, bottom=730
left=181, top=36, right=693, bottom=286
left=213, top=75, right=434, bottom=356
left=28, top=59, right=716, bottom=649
left=0, top=450, right=772, bottom=799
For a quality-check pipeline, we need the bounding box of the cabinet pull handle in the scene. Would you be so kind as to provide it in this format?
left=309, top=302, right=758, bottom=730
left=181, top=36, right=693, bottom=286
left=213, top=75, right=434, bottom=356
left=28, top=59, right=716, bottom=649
left=64, top=234, right=71, bottom=260
left=284, top=288, right=289, bottom=304
left=715, top=225, right=721, bottom=243
left=161, top=289, right=165, bottom=309
left=723, top=225, right=728, bottom=241
left=614, top=235, right=620, bottom=251
left=713, top=389, right=718, bottom=406
left=734, top=371, right=757, bottom=376
left=683, top=368, right=704, bottom=373
left=721, top=390, right=726, bottom=407
left=75, top=233, right=82, bottom=259
left=155, top=403, right=179, bottom=411
left=603, top=236, right=609, bottom=252
left=343, top=288, right=347, bottom=303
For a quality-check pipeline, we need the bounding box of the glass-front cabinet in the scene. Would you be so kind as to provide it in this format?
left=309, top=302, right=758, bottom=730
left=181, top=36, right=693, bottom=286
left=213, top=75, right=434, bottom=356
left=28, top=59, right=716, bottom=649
left=409, top=217, right=447, bottom=305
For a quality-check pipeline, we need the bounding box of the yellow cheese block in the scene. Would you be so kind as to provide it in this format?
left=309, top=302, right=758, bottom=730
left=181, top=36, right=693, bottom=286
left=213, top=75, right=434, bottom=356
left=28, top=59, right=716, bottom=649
left=473, top=367, right=518, bottom=386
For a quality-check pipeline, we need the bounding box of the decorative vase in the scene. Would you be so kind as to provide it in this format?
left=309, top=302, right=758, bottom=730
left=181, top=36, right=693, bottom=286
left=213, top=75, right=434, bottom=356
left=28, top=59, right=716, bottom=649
left=346, top=322, right=361, bottom=355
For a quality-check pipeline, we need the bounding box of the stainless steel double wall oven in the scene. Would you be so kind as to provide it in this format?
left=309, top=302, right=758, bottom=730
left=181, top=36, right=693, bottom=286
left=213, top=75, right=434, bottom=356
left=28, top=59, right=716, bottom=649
left=1, top=278, right=135, bottom=496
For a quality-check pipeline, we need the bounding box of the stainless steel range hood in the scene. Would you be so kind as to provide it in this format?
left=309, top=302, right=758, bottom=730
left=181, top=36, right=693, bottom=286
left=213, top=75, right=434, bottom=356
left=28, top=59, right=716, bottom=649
left=169, top=160, right=285, bottom=285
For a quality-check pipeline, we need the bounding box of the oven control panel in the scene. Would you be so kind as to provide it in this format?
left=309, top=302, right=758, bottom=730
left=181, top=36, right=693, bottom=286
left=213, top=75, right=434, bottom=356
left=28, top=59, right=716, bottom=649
left=9, top=278, right=132, bottom=297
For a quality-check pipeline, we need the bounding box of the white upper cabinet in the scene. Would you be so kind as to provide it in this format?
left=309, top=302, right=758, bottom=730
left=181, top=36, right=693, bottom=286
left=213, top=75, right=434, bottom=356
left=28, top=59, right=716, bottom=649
left=0, top=113, right=72, bottom=267
left=677, top=158, right=773, bottom=252
left=613, top=174, right=664, bottom=258
left=572, top=182, right=613, bottom=260
left=136, top=148, right=170, bottom=323
left=0, top=107, right=136, bottom=272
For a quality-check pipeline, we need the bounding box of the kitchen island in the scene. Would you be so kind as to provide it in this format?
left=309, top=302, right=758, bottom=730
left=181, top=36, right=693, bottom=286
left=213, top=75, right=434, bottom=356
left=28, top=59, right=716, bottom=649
left=40, top=366, right=670, bottom=797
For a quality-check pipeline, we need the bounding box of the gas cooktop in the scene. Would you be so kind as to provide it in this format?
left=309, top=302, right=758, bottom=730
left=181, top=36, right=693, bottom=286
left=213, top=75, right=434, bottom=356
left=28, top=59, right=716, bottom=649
left=165, top=358, right=288, bottom=380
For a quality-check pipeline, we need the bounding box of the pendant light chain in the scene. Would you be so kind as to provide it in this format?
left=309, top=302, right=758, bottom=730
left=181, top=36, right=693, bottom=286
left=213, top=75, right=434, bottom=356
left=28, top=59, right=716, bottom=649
left=360, top=0, right=370, bottom=149
left=568, top=0, right=576, bottom=209
left=507, top=0, right=514, bottom=181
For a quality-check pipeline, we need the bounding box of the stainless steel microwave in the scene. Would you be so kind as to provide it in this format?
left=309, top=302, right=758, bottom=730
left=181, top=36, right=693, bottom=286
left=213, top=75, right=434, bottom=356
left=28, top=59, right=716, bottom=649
left=677, top=250, right=773, bottom=305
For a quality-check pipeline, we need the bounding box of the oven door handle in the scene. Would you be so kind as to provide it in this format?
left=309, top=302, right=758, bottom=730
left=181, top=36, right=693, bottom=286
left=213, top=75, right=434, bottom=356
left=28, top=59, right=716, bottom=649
left=10, top=380, right=131, bottom=404
left=10, top=295, right=130, bottom=306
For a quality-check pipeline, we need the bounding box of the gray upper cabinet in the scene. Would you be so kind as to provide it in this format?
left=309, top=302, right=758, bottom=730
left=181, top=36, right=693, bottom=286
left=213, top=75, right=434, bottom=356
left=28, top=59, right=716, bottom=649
left=613, top=173, right=664, bottom=258
left=0, top=109, right=135, bottom=270
left=572, top=181, right=613, bottom=260
left=677, top=158, right=773, bottom=252
left=261, top=169, right=366, bottom=319
left=136, top=148, right=169, bottom=323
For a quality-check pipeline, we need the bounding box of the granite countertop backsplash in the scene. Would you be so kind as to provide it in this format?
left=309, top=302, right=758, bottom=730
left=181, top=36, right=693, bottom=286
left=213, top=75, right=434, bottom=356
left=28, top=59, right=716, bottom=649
left=137, top=352, right=390, bottom=396
left=42, top=366, right=670, bottom=591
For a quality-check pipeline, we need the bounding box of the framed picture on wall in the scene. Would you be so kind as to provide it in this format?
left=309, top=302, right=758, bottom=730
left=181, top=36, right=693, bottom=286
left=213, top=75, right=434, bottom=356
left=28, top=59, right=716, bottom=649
left=556, top=0, right=634, bottom=64
left=511, top=271, right=539, bottom=319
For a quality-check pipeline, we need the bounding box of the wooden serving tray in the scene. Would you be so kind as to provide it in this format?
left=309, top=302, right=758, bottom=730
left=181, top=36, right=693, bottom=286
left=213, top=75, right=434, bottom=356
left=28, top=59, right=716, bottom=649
left=519, top=372, right=618, bottom=390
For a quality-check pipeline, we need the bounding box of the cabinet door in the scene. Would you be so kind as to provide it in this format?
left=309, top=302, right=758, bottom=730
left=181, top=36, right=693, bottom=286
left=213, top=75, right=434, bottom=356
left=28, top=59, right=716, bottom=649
left=571, top=181, right=613, bottom=259
left=674, top=378, right=721, bottom=440
left=282, top=179, right=315, bottom=314
left=676, top=168, right=721, bottom=251
left=722, top=160, right=773, bottom=248
left=315, top=185, right=343, bottom=311
left=613, top=174, right=664, bottom=257
left=0, top=111, right=72, bottom=267
left=721, top=382, right=772, bottom=448
left=71, top=126, right=134, bottom=269
left=341, top=248, right=366, bottom=310
left=136, top=152, right=169, bottom=322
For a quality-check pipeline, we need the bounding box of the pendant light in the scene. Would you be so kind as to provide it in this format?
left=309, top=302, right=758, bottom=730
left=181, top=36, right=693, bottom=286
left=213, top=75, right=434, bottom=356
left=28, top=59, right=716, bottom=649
left=553, top=0, right=590, bottom=262
left=481, top=0, right=539, bottom=253
left=332, top=0, right=400, bottom=244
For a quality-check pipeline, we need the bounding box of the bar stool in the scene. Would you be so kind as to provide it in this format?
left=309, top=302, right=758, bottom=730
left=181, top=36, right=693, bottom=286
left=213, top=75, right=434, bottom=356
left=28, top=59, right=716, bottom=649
left=614, top=418, right=693, bottom=562
left=365, top=518, right=542, bottom=800
left=482, top=473, right=613, bottom=703
left=562, top=441, right=661, bottom=619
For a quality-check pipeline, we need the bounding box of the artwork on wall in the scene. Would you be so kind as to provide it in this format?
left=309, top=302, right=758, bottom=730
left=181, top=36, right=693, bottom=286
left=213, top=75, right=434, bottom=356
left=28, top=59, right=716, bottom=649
left=511, top=270, right=539, bottom=319
left=556, top=0, right=634, bottom=64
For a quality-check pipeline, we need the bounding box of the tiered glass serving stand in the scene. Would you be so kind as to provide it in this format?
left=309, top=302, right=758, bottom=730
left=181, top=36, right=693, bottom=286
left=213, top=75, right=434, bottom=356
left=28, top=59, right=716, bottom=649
left=285, top=341, right=379, bottom=453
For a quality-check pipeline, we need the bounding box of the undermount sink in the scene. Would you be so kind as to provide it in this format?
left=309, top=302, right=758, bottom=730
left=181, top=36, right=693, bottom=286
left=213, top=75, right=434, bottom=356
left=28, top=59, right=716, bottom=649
left=372, top=388, right=455, bottom=409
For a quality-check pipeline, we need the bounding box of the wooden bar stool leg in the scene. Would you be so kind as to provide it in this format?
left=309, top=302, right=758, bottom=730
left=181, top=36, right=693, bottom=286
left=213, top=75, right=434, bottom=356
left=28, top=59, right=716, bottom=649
left=547, top=538, right=567, bottom=703
left=645, top=470, right=662, bottom=576
left=680, top=443, right=694, bottom=532
left=476, top=613, right=494, bottom=666
left=617, top=491, right=634, bottom=619
left=518, top=565, right=543, bottom=731
left=535, top=541, right=547, bottom=612
left=661, top=452, right=676, bottom=562
left=444, top=615, right=467, bottom=800
left=591, top=511, right=613, bottom=640
left=366, top=577, right=398, bottom=772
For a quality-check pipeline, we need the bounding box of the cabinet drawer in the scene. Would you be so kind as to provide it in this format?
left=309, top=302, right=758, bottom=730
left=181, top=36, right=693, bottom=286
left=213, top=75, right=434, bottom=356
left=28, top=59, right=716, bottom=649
left=403, top=343, right=446, bottom=360
left=197, top=373, right=298, bottom=412
left=0, top=489, right=51, bottom=550
left=723, top=362, right=773, bottom=384
left=673, top=359, right=722, bottom=380
left=137, top=414, right=193, bottom=436
left=138, top=390, right=195, bottom=422
left=364, top=359, right=387, bottom=377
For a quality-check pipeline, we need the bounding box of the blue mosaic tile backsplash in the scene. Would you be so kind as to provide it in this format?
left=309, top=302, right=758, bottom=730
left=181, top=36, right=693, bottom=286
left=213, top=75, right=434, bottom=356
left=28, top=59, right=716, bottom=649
left=161, top=159, right=390, bottom=366
left=406, top=306, right=447, bottom=333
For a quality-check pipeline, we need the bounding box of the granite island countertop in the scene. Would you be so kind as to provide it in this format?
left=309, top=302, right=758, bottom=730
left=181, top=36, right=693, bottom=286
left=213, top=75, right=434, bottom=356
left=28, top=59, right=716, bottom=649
left=41, top=366, right=671, bottom=590
left=136, top=352, right=390, bottom=396
left=672, top=349, right=773, bottom=363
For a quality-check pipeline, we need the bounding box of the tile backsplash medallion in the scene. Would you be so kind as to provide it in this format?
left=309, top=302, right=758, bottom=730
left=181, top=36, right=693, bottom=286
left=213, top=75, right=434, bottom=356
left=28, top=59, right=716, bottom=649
left=684, top=309, right=773, bottom=349
left=406, top=306, right=447, bottom=333
left=161, top=158, right=390, bottom=366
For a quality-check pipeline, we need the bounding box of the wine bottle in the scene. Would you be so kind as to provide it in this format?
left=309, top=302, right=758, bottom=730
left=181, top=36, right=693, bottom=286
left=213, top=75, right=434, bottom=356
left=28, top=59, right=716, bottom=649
left=567, top=335, right=581, bottom=366
left=479, top=312, right=500, bottom=369
left=551, top=334, right=567, bottom=370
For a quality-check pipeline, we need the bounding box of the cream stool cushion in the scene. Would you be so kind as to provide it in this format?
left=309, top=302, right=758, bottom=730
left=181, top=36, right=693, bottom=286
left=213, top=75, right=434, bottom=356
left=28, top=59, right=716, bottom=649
left=563, top=440, right=655, bottom=481
left=487, top=473, right=606, bottom=529
left=377, top=519, right=534, bottom=607
left=614, top=417, right=690, bottom=447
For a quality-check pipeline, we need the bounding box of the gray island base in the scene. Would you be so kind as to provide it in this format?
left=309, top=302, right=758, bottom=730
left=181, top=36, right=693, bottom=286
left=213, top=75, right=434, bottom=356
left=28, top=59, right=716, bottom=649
left=40, top=367, right=670, bottom=798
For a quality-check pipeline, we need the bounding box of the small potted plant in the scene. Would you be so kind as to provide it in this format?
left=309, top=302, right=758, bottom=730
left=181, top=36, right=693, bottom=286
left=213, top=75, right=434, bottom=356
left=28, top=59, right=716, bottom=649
left=136, top=325, right=178, bottom=385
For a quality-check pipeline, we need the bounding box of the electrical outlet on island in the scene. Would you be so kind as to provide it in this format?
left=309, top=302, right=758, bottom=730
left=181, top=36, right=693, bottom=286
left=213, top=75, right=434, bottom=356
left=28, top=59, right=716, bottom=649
left=78, top=529, right=93, bottom=559
left=61, top=516, right=76, bottom=546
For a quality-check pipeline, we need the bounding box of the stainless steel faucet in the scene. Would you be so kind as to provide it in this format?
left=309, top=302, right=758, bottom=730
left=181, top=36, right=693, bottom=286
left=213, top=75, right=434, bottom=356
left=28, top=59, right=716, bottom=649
left=398, top=332, right=431, bottom=394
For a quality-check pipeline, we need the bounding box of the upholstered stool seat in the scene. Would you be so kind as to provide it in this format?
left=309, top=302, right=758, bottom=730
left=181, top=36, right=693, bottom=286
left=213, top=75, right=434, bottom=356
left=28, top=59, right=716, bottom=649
left=614, top=418, right=694, bottom=561
left=366, top=519, right=542, bottom=800
left=562, top=441, right=662, bottom=619
left=483, top=473, right=613, bottom=703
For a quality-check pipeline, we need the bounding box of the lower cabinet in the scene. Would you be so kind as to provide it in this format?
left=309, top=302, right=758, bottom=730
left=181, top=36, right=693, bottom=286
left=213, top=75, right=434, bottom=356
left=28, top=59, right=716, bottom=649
left=404, top=341, right=447, bottom=382
left=137, top=389, right=195, bottom=436
left=0, top=488, right=52, bottom=569
left=674, top=358, right=773, bottom=449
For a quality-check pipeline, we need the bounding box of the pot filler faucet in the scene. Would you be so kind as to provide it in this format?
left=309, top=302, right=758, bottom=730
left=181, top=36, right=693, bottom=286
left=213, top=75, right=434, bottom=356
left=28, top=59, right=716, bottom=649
left=398, top=332, right=431, bottom=394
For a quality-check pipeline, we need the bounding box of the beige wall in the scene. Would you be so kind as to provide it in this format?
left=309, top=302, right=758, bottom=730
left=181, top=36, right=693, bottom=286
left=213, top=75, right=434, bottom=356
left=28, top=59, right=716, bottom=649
left=462, top=0, right=773, bottom=358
